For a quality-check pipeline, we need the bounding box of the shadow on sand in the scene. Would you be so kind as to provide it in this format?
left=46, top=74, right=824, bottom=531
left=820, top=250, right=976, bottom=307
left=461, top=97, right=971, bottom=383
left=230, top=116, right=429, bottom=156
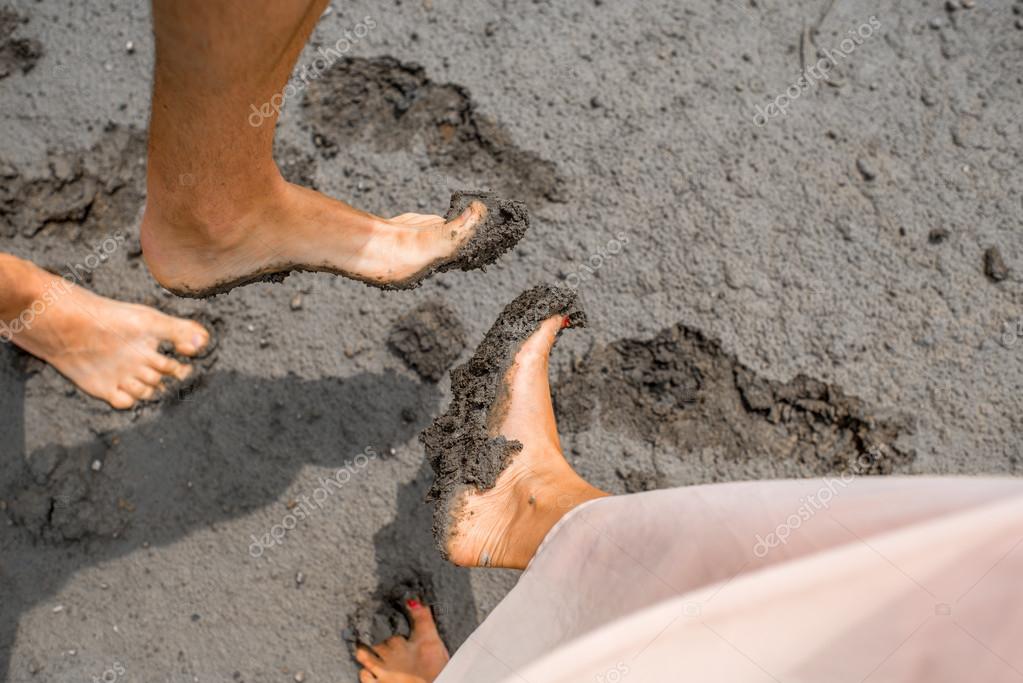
left=0, top=350, right=478, bottom=679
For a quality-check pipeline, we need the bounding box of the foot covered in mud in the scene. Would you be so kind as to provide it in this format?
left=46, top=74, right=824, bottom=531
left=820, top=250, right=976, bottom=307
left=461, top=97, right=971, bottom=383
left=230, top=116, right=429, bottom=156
left=141, top=184, right=528, bottom=298
left=2, top=260, right=210, bottom=409
left=420, top=284, right=607, bottom=570
left=354, top=599, right=450, bottom=683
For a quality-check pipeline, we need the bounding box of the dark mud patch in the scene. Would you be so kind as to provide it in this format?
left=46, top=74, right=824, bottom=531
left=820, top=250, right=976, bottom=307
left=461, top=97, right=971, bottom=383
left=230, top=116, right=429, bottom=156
left=555, top=324, right=915, bottom=482
left=0, top=7, right=42, bottom=79
left=0, top=124, right=146, bottom=241
left=421, top=284, right=585, bottom=556
left=274, top=140, right=319, bottom=190
left=303, top=56, right=565, bottom=205
left=4, top=433, right=134, bottom=543
left=344, top=575, right=432, bottom=647
left=388, top=301, right=466, bottom=382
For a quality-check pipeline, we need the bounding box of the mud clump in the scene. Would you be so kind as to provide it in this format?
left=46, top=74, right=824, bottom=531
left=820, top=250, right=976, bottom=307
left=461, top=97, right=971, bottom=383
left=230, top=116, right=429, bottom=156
left=421, top=284, right=585, bottom=556
left=0, top=125, right=146, bottom=241
left=555, top=324, right=915, bottom=479
left=0, top=7, right=42, bottom=79
left=345, top=575, right=433, bottom=647
left=388, top=301, right=466, bottom=382
left=4, top=437, right=131, bottom=543
left=303, top=56, right=565, bottom=205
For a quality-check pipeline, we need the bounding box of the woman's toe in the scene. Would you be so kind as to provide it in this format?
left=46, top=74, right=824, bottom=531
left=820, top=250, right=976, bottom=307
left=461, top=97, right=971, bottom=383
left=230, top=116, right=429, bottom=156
left=121, top=377, right=154, bottom=401
left=136, top=366, right=164, bottom=387
left=106, top=388, right=136, bottom=410
left=149, top=353, right=192, bottom=382
left=355, top=645, right=382, bottom=676
left=161, top=318, right=209, bottom=356
left=358, top=670, right=377, bottom=683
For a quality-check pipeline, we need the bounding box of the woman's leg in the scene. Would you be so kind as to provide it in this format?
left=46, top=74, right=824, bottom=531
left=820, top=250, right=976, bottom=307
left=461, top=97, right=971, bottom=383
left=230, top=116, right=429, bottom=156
left=0, top=253, right=208, bottom=409
left=356, top=286, right=607, bottom=682
left=141, top=0, right=501, bottom=297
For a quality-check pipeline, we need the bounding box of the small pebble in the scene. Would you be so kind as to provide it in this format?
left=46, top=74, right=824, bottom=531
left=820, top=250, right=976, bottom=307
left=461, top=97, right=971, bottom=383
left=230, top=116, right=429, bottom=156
left=928, top=228, right=950, bottom=244
left=290, top=294, right=303, bottom=310
left=91, top=459, right=102, bottom=472
left=984, top=247, right=1010, bottom=282
left=125, top=40, right=135, bottom=53
left=856, top=157, right=878, bottom=181
left=52, top=605, right=64, bottom=613
left=295, top=571, right=305, bottom=586
left=294, top=673, right=306, bottom=683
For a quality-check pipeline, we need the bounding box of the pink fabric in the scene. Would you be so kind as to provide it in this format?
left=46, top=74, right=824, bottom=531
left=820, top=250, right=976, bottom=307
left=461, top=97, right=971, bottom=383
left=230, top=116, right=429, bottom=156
left=438, top=477, right=1023, bottom=683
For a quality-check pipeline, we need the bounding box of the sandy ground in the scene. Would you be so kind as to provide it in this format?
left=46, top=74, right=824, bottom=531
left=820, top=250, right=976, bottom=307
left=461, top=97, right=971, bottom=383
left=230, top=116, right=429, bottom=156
left=1, top=0, right=1021, bottom=680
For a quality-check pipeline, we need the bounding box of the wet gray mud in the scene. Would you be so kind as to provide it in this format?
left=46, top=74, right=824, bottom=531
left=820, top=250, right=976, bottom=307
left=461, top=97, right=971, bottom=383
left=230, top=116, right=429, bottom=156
left=0, top=125, right=146, bottom=241
left=0, top=7, right=42, bottom=80
left=554, top=323, right=916, bottom=492
left=421, top=284, right=584, bottom=555
left=302, top=56, right=566, bottom=205
left=388, top=300, right=466, bottom=382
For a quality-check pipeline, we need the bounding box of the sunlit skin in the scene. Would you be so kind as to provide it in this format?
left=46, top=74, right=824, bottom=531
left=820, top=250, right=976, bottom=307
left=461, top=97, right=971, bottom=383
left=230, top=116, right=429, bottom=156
left=0, top=254, right=209, bottom=409
left=355, top=316, right=608, bottom=682
left=142, top=0, right=485, bottom=296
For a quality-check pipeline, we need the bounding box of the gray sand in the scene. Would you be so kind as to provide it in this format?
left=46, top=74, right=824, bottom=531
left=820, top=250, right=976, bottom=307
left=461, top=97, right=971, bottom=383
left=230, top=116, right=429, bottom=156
left=1, top=0, right=1021, bottom=681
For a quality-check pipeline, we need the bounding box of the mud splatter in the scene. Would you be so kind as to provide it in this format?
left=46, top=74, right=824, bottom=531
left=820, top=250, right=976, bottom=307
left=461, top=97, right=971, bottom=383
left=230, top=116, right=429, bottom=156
left=388, top=301, right=466, bottom=382
left=555, top=324, right=915, bottom=480
left=303, top=56, right=565, bottom=205
left=0, top=125, right=146, bottom=240
left=0, top=7, right=42, bottom=79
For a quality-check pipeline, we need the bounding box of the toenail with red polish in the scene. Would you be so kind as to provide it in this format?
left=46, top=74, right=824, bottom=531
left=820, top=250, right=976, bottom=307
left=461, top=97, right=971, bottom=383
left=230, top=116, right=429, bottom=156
left=561, top=317, right=571, bottom=329
left=407, top=599, right=421, bottom=609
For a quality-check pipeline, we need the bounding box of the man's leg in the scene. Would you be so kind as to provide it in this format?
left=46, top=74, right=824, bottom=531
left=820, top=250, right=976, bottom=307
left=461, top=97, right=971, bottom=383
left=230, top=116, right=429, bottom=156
left=0, top=253, right=208, bottom=409
left=141, top=0, right=490, bottom=297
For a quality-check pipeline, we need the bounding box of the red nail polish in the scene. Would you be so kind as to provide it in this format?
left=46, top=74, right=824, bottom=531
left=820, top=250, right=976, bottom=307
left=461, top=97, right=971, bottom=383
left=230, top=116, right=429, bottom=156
left=561, top=317, right=571, bottom=329
left=407, top=599, right=421, bottom=609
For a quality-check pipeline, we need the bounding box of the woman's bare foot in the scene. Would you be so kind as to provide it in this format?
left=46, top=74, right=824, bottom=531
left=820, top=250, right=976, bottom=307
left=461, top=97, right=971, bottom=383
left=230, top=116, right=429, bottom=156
left=422, top=285, right=608, bottom=570
left=0, top=255, right=209, bottom=409
left=354, top=600, right=450, bottom=683
left=140, top=180, right=528, bottom=297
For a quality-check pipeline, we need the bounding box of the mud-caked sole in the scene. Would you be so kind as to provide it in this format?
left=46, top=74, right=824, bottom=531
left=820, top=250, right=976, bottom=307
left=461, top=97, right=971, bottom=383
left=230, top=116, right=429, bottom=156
left=419, top=283, right=586, bottom=559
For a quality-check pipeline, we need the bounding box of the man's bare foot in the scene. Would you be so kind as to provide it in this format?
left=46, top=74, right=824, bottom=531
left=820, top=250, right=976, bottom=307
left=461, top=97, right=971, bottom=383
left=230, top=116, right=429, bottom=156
left=354, top=600, right=450, bottom=683
left=0, top=256, right=209, bottom=409
left=141, top=178, right=527, bottom=298
left=422, top=285, right=608, bottom=570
